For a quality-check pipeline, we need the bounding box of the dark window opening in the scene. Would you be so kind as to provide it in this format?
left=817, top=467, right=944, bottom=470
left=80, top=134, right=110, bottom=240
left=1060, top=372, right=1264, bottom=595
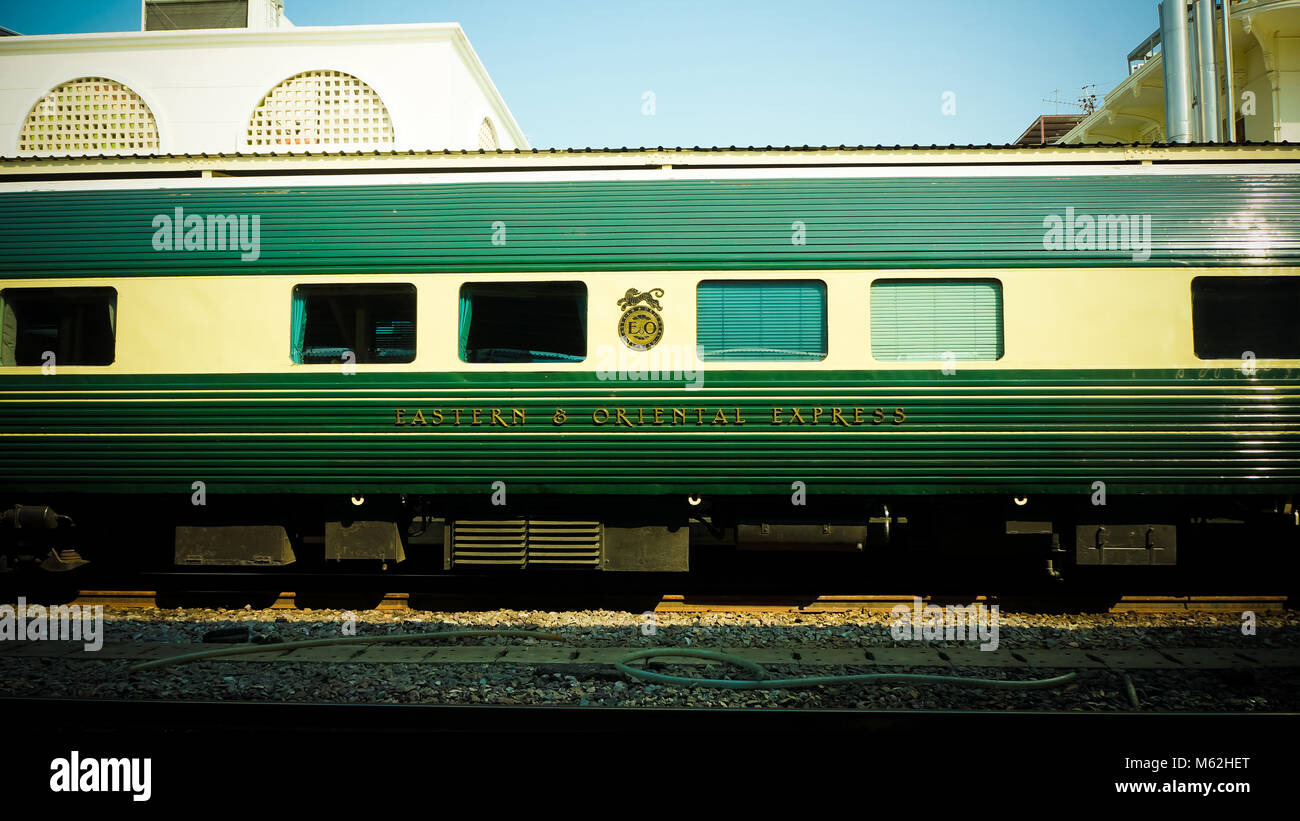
left=1191, top=276, right=1300, bottom=359
left=0, top=287, right=116, bottom=366
left=459, top=282, right=586, bottom=363
left=291, top=284, right=416, bottom=364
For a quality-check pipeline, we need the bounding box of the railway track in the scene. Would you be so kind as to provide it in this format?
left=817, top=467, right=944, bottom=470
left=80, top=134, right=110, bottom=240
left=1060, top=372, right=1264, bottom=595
left=51, top=591, right=1290, bottom=613
left=3, top=589, right=1294, bottom=723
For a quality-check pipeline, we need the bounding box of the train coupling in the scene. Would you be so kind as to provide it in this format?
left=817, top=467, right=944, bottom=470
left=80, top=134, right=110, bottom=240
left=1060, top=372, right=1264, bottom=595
left=1, top=506, right=86, bottom=571
left=1, top=504, right=74, bottom=529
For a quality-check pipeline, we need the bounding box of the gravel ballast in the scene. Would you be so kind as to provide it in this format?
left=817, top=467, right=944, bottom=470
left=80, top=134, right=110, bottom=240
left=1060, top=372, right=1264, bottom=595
left=1, top=606, right=1296, bottom=711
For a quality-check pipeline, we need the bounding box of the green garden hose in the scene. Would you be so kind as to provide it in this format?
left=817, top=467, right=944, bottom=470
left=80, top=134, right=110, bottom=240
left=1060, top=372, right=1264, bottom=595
left=133, top=633, right=1078, bottom=694
left=615, top=647, right=1077, bottom=690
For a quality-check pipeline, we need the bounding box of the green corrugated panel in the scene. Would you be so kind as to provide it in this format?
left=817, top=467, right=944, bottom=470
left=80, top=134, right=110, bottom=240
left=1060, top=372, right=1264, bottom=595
left=0, top=370, right=1296, bottom=496
left=3, top=175, right=1300, bottom=276
left=697, top=280, right=826, bottom=360
left=870, top=280, right=1003, bottom=361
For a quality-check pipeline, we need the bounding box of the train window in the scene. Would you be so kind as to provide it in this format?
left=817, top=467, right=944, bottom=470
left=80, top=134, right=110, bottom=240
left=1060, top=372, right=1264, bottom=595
left=1192, top=276, right=1300, bottom=359
left=0, top=287, right=116, bottom=367
left=290, top=284, right=416, bottom=364
left=870, top=279, right=1003, bottom=361
left=459, top=282, right=587, bottom=363
left=696, top=280, right=828, bottom=361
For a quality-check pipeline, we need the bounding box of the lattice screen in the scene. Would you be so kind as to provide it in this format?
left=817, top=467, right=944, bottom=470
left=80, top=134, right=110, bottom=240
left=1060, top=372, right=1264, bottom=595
left=246, top=70, right=394, bottom=148
left=477, top=117, right=499, bottom=151
left=17, top=77, right=160, bottom=154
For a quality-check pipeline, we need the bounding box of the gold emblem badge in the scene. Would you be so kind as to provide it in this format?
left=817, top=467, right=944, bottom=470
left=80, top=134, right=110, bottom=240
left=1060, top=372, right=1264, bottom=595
left=617, top=288, right=665, bottom=351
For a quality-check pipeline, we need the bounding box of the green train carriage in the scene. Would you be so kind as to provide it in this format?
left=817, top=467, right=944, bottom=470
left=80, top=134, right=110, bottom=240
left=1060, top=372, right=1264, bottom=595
left=0, top=144, right=1297, bottom=575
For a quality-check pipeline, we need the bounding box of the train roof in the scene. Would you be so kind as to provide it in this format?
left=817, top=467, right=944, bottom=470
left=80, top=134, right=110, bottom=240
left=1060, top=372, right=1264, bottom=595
left=2, top=142, right=1299, bottom=183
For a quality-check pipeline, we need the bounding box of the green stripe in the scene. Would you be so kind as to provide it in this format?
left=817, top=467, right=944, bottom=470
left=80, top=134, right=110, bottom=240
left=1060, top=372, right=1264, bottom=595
left=4, top=175, right=1300, bottom=277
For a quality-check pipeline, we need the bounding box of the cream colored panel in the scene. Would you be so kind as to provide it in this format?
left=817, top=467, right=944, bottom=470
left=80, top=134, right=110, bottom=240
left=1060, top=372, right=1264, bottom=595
left=0, top=268, right=1295, bottom=375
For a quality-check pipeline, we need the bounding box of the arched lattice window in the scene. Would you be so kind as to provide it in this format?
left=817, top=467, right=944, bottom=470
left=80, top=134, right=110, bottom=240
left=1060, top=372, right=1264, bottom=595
left=477, top=116, right=499, bottom=151
left=246, top=70, right=394, bottom=149
left=18, top=77, right=160, bottom=154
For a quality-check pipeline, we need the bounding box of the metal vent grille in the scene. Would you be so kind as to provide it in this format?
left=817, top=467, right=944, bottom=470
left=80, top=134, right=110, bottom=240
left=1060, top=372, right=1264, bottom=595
left=145, top=1, right=248, bottom=30
left=477, top=117, right=498, bottom=151
left=451, top=519, right=601, bottom=568
left=18, top=77, right=160, bottom=154
left=527, top=521, right=601, bottom=566
left=246, top=70, right=395, bottom=149
left=450, top=520, right=526, bottom=566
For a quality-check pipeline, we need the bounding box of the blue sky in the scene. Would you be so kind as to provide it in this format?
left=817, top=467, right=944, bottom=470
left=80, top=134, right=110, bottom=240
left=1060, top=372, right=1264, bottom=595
left=1, top=0, right=1159, bottom=148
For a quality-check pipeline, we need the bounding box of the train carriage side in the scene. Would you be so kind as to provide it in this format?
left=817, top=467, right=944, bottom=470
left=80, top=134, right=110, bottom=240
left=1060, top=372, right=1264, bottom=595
left=0, top=150, right=1297, bottom=577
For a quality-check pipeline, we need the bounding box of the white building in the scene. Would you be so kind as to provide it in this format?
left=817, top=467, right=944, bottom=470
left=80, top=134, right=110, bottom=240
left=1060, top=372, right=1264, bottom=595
left=1060, top=0, right=1300, bottom=144
left=0, top=0, right=528, bottom=156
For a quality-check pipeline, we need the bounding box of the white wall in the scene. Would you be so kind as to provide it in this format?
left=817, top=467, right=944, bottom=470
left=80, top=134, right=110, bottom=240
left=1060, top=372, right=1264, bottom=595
left=0, top=23, right=527, bottom=156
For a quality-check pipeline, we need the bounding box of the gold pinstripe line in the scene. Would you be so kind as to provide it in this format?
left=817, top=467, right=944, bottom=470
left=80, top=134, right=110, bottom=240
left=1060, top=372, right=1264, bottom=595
left=0, top=393, right=1296, bottom=403
left=2, top=430, right=1297, bottom=437
left=0, top=385, right=1296, bottom=396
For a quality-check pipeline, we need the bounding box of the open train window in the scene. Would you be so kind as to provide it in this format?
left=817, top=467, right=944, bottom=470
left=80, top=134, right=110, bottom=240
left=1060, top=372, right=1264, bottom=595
left=696, top=280, right=827, bottom=361
left=1192, top=276, right=1300, bottom=359
left=290, top=284, right=416, bottom=364
left=459, top=282, right=586, bottom=363
left=870, top=279, right=1003, bottom=361
left=0, top=287, right=116, bottom=366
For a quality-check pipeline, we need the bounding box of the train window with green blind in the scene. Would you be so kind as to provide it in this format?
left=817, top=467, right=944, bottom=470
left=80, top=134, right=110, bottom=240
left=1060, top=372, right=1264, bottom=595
left=0, top=287, right=116, bottom=366
left=870, top=279, right=1003, bottom=361
left=459, top=282, right=587, bottom=363
left=290, top=284, right=416, bottom=364
left=1191, top=276, right=1300, bottom=359
left=696, top=280, right=827, bottom=361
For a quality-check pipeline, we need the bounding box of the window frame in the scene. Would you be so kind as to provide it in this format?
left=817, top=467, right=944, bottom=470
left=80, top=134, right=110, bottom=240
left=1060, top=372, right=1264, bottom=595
left=289, top=282, right=417, bottom=365
left=1190, top=275, right=1300, bottom=361
left=457, top=280, right=589, bottom=364
left=695, top=278, right=829, bottom=362
left=0, top=286, right=118, bottom=367
left=868, top=277, right=1005, bottom=363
